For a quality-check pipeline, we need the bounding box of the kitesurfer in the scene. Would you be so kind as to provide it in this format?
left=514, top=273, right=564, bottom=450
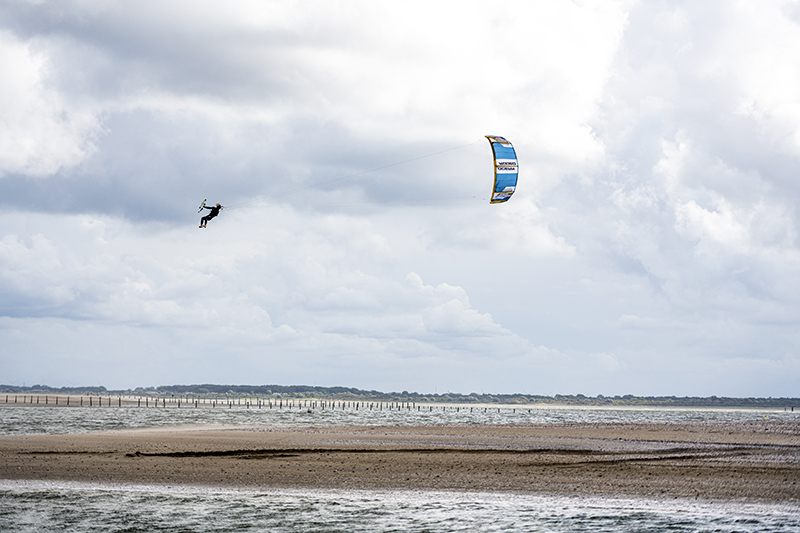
left=200, top=203, right=222, bottom=228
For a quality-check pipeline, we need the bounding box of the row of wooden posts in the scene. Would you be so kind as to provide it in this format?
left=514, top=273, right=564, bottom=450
left=3, top=394, right=529, bottom=413
left=3, top=395, right=797, bottom=413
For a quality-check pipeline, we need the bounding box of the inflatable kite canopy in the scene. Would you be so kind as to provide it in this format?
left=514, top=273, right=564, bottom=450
left=486, top=135, right=518, bottom=203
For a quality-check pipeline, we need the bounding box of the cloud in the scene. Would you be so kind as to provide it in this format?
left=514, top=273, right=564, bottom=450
left=579, top=0, right=800, bottom=301
left=0, top=207, right=570, bottom=391
left=0, top=1, right=798, bottom=396
left=0, top=0, right=629, bottom=215
left=0, top=31, right=101, bottom=177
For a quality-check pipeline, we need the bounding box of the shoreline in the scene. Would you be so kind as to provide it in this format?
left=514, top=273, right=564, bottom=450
left=1, top=421, right=798, bottom=504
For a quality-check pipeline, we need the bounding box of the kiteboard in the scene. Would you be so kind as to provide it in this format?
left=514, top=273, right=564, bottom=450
left=198, top=199, right=207, bottom=213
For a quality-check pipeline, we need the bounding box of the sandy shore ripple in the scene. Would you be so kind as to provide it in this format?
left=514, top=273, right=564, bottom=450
left=1, top=421, right=798, bottom=503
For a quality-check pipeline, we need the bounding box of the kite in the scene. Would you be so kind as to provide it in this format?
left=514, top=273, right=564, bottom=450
left=485, top=135, right=518, bottom=203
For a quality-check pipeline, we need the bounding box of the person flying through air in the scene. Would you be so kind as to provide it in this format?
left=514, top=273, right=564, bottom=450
left=200, top=203, right=222, bottom=228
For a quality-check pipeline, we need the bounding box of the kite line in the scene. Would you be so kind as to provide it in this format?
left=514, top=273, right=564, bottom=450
left=223, top=139, right=486, bottom=210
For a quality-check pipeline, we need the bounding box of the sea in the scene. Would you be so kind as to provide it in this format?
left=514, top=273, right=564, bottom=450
left=1, top=403, right=798, bottom=532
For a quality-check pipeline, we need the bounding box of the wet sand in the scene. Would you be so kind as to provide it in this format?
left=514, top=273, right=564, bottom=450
left=1, top=421, right=797, bottom=503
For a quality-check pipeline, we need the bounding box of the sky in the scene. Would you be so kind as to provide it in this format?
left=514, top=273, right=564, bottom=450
left=1, top=0, right=799, bottom=397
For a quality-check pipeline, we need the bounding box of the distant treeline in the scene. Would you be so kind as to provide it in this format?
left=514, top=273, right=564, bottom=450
left=0, top=385, right=109, bottom=394
left=0, top=383, right=797, bottom=408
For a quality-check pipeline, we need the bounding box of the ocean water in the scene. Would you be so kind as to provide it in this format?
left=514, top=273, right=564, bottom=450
left=1, top=481, right=798, bottom=533
left=2, top=405, right=798, bottom=531
left=1, top=402, right=798, bottom=436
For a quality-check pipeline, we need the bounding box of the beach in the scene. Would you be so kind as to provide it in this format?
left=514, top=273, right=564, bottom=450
left=1, top=420, right=797, bottom=503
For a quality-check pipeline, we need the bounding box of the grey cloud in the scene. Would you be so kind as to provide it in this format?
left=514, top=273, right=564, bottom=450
left=1, top=1, right=798, bottom=396
left=1, top=2, right=300, bottom=102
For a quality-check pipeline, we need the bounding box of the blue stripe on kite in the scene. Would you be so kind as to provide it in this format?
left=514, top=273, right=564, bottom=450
left=495, top=174, right=518, bottom=192
left=492, top=144, right=517, bottom=160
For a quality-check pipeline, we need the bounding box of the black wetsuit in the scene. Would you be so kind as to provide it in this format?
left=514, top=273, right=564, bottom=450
left=201, top=205, right=221, bottom=226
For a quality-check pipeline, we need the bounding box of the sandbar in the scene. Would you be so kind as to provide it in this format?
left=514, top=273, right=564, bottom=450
left=1, top=421, right=797, bottom=503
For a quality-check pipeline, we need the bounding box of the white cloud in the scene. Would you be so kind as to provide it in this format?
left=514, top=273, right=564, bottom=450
left=718, top=2, right=800, bottom=156
left=1, top=1, right=799, bottom=396
left=0, top=209, right=544, bottom=363
left=0, top=31, right=101, bottom=177
left=1, top=0, right=629, bottom=193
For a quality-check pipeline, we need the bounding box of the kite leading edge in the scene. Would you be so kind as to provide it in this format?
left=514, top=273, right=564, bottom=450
left=486, top=135, right=518, bottom=203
